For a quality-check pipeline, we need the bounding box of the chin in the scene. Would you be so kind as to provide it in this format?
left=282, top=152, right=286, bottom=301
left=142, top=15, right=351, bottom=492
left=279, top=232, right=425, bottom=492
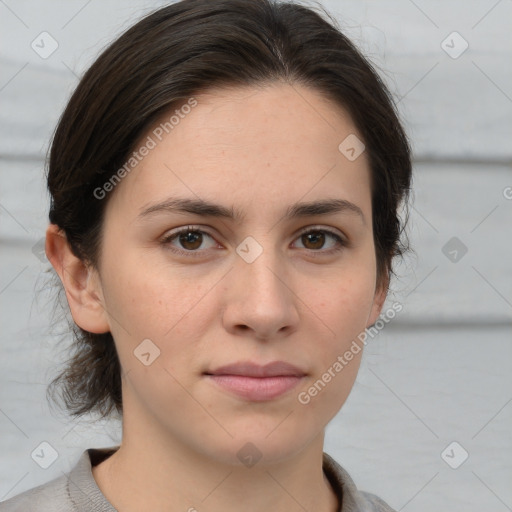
left=194, top=421, right=317, bottom=469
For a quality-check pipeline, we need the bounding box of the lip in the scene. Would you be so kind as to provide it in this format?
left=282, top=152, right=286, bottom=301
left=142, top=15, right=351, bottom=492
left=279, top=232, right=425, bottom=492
left=206, top=361, right=306, bottom=378
left=204, top=361, right=306, bottom=401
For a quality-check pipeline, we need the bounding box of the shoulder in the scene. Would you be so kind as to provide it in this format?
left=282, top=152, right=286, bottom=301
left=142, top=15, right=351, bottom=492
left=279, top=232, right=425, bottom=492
left=357, top=491, right=397, bottom=512
left=0, top=473, right=71, bottom=512
left=323, top=452, right=396, bottom=512
left=0, top=446, right=119, bottom=512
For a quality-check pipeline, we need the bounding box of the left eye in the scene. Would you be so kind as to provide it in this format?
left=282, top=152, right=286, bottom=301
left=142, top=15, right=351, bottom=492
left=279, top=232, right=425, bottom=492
left=292, top=229, right=344, bottom=251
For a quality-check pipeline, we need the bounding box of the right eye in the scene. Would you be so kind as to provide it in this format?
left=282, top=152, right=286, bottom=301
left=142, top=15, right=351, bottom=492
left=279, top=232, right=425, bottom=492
left=160, top=226, right=220, bottom=255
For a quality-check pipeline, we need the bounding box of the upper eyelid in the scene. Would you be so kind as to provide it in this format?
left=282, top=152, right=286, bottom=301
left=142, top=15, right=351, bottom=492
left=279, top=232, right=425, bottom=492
left=295, top=225, right=345, bottom=239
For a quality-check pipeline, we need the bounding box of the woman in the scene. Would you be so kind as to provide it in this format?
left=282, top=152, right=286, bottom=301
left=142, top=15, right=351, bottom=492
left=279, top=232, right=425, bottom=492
left=0, top=0, right=411, bottom=510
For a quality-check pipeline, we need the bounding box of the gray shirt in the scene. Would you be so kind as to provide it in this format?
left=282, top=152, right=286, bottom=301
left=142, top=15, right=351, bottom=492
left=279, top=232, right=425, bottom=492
left=0, top=447, right=395, bottom=511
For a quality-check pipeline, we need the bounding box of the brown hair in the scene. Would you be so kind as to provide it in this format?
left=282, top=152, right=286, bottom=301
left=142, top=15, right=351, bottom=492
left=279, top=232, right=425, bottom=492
left=46, top=0, right=412, bottom=419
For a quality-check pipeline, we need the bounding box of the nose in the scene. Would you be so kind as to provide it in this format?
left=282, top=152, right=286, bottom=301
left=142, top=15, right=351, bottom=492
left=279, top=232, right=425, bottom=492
left=221, top=244, right=300, bottom=341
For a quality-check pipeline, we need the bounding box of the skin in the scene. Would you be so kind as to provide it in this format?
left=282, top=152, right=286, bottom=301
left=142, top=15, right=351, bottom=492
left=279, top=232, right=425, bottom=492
left=46, top=82, right=387, bottom=512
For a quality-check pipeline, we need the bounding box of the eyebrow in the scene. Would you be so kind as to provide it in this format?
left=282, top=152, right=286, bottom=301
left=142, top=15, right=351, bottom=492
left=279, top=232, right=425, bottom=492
left=138, top=197, right=365, bottom=224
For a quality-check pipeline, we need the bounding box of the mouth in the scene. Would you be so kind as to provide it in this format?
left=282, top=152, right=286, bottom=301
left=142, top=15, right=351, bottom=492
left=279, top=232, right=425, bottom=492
left=204, top=361, right=307, bottom=402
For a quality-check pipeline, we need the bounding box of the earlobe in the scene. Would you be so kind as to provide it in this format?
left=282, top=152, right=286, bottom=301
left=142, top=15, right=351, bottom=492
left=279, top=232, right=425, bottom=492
left=45, top=224, right=110, bottom=334
left=367, top=278, right=389, bottom=328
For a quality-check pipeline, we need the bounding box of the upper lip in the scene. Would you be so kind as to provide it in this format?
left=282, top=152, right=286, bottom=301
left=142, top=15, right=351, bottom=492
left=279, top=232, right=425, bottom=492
left=205, top=361, right=306, bottom=378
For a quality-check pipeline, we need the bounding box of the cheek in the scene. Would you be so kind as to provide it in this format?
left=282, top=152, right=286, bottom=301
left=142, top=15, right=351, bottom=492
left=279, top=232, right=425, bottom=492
left=99, top=248, right=222, bottom=377
left=100, top=269, right=212, bottom=419
left=99, top=250, right=195, bottom=346
left=308, top=271, right=376, bottom=341
left=295, top=323, right=363, bottom=430
left=298, top=262, right=376, bottom=395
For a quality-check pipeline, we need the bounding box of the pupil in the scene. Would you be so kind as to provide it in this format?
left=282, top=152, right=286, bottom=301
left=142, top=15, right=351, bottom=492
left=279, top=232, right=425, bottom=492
left=180, top=231, right=202, bottom=250
left=304, top=232, right=324, bottom=249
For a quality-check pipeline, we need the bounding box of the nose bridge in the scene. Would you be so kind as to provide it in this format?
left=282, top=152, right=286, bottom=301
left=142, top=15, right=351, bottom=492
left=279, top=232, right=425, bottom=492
left=235, top=234, right=288, bottom=300
left=222, top=233, right=299, bottom=337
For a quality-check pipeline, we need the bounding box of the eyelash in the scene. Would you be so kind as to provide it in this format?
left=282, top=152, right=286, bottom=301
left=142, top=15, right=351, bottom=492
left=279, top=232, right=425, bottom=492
left=160, top=225, right=347, bottom=258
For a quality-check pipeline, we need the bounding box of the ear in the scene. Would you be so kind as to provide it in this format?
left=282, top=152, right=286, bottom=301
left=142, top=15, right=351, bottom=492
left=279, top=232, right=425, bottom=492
left=45, top=224, right=110, bottom=334
left=366, top=275, right=389, bottom=328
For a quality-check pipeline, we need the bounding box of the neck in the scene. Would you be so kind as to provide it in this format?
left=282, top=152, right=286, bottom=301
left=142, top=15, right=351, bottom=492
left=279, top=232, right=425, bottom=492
left=92, top=396, right=339, bottom=512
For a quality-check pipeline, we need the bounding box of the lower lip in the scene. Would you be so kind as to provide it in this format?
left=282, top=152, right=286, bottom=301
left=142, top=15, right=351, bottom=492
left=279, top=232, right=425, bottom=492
left=206, top=375, right=303, bottom=401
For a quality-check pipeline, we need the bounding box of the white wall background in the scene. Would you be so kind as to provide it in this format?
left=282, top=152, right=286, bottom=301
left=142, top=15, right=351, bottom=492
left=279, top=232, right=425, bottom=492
left=0, top=0, right=511, bottom=510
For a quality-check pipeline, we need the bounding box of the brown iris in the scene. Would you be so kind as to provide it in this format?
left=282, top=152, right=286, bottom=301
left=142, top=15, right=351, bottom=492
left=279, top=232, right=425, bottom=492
left=179, top=231, right=203, bottom=250
left=301, top=231, right=325, bottom=250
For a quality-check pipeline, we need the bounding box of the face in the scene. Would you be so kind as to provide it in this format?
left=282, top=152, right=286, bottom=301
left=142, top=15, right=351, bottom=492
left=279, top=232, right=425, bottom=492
left=74, top=83, right=386, bottom=465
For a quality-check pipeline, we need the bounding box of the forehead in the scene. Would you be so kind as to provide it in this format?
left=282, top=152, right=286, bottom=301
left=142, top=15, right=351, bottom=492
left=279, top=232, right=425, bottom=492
left=156, top=83, right=359, bottom=155
left=106, top=83, right=372, bottom=220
